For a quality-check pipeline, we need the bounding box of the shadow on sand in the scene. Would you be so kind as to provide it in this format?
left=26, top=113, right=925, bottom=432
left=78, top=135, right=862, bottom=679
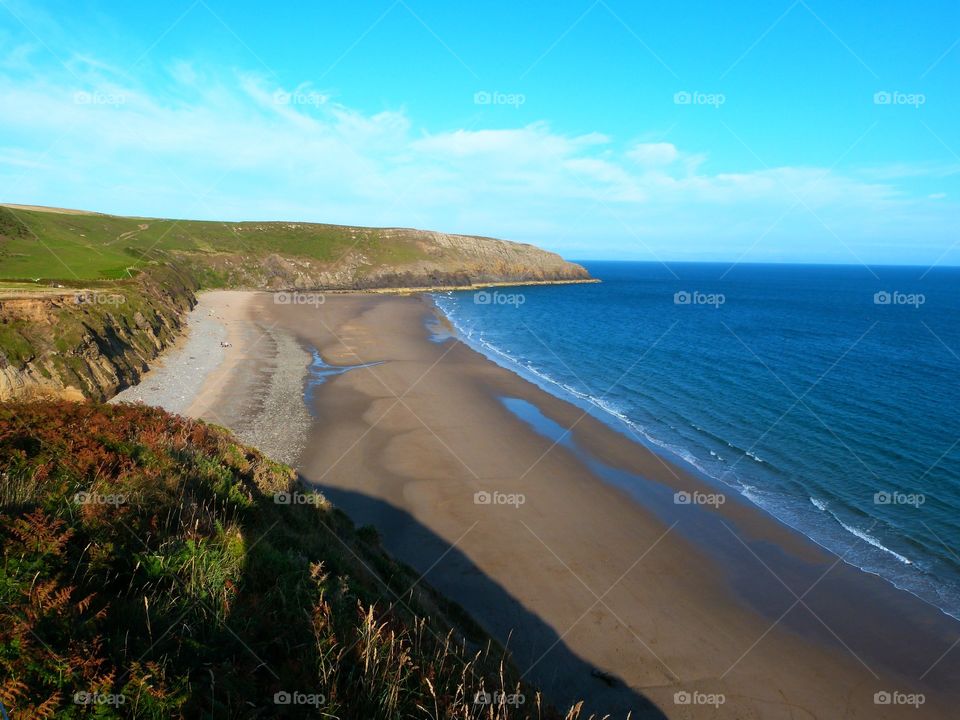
left=313, top=481, right=669, bottom=719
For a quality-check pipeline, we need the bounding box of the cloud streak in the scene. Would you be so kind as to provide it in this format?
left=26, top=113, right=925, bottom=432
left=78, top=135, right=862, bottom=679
left=0, top=53, right=956, bottom=264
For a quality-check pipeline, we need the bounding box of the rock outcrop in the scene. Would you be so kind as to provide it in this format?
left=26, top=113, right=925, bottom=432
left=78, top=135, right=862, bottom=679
left=0, top=264, right=197, bottom=402
left=176, top=228, right=591, bottom=290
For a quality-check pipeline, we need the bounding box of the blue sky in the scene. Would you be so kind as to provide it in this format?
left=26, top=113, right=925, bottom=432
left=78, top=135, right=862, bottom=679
left=0, top=0, right=958, bottom=264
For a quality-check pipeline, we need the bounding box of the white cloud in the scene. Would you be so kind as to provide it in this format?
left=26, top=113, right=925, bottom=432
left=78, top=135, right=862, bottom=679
left=627, top=142, right=678, bottom=167
left=0, top=52, right=956, bottom=264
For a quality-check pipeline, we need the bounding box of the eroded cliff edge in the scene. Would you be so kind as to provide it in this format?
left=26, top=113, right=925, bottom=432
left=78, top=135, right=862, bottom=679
left=0, top=264, right=197, bottom=401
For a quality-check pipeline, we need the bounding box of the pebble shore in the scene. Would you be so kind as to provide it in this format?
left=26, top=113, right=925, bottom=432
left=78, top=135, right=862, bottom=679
left=111, top=291, right=312, bottom=466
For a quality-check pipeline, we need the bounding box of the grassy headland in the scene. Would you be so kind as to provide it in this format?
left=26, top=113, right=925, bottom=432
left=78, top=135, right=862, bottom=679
left=0, top=205, right=592, bottom=288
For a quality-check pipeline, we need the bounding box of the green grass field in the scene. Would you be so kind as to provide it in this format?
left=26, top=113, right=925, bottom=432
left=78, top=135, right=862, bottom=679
left=0, top=205, right=425, bottom=282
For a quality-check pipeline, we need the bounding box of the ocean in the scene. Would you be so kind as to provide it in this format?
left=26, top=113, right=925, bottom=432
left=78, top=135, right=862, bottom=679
left=433, top=261, right=960, bottom=619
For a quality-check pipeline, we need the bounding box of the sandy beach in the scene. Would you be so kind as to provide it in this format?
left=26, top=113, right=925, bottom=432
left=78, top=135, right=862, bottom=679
left=120, top=290, right=960, bottom=719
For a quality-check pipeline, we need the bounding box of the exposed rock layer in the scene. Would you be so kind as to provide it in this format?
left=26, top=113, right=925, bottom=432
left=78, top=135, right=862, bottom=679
left=0, top=265, right=197, bottom=401
left=182, top=229, right=591, bottom=290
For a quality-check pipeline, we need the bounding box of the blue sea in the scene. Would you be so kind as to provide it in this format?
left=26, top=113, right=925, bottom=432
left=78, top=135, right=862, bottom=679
left=433, top=262, right=960, bottom=619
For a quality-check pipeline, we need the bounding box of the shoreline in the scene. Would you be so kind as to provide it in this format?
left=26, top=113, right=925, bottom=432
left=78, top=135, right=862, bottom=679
left=112, top=290, right=960, bottom=718
left=230, top=277, right=601, bottom=296
left=430, top=293, right=960, bottom=624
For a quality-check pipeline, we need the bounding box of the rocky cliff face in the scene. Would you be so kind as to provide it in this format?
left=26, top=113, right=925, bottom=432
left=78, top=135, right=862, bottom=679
left=397, top=228, right=591, bottom=282
left=0, top=265, right=196, bottom=402
left=179, top=228, right=591, bottom=290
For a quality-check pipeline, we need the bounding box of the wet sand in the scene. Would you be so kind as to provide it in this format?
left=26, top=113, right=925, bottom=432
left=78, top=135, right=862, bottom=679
left=124, top=290, right=960, bottom=719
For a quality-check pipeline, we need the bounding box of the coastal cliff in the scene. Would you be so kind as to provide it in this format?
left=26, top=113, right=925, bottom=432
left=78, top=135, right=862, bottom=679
left=187, top=227, right=592, bottom=289
left=0, top=205, right=592, bottom=290
left=0, top=205, right=593, bottom=400
left=0, top=264, right=197, bottom=402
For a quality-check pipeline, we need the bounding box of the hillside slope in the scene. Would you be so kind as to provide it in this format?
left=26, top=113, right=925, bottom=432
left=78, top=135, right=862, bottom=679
left=0, top=205, right=592, bottom=288
left=0, top=402, right=592, bottom=719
